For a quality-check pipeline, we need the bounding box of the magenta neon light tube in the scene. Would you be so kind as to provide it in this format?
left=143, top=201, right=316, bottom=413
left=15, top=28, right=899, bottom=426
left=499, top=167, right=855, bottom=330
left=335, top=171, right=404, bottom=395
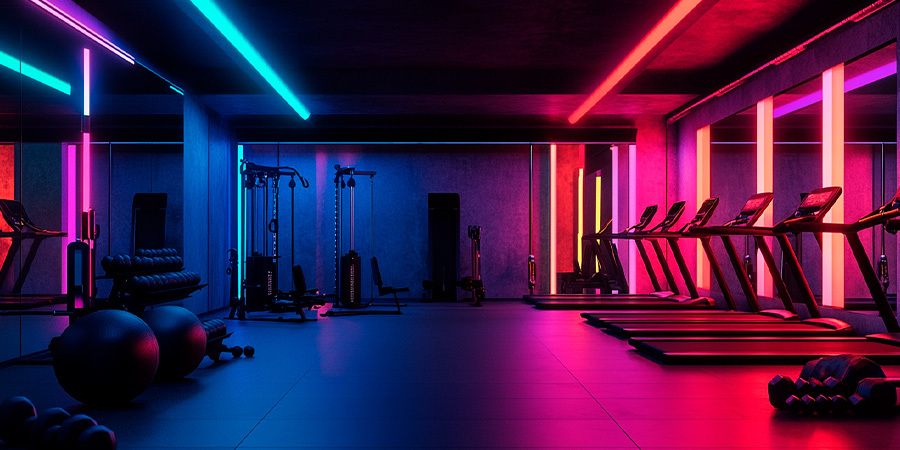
left=773, top=62, right=897, bottom=118
left=61, top=144, right=76, bottom=293
left=28, top=0, right=134, bottom=64
left=83, top=48, right=90, bottom=116
left=82, top=133, right=90, bottom=212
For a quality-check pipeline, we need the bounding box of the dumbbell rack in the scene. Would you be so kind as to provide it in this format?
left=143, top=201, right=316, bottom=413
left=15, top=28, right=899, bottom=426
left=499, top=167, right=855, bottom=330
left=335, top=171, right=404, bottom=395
left=99, top=250, right=207, bottom=313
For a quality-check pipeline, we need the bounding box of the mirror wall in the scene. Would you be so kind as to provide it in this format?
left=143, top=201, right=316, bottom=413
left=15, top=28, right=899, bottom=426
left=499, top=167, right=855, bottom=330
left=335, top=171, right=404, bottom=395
left=0, top=1, right=183, bottom=362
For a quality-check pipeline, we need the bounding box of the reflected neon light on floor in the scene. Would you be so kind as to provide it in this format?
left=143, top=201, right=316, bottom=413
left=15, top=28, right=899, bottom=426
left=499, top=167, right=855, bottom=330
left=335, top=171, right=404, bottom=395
left=773, top=62, right=896, bottom=118
left=0, top=49, right=71, bottom=95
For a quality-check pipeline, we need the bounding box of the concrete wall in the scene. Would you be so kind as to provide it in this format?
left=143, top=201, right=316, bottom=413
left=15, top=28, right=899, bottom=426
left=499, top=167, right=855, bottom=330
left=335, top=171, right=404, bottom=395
left=242, top=144, right=532, bottom=300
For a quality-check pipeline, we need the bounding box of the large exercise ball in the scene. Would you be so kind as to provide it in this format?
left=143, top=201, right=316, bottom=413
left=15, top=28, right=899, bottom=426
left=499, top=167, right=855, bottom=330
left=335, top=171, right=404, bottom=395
left=52, top=310, right=159, bottom=405
left=141, top=306, right=206, bottom=380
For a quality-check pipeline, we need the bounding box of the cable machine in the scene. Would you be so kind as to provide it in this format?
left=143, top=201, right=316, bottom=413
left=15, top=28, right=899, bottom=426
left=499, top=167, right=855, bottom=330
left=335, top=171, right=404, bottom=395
left=333, top=165, right=376, bottom=306
left=232, top=160, right=322, bottom=321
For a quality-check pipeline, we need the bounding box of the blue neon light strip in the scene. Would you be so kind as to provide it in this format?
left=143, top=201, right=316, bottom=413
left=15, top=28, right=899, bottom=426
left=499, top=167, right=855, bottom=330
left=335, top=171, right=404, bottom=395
left=169, top=85, right=185, bottom=95
left=0, top=49, right=71, bottom=95
left=189, top=0, right=310, bottom=120
left=236, top=144, right=244, bottom=296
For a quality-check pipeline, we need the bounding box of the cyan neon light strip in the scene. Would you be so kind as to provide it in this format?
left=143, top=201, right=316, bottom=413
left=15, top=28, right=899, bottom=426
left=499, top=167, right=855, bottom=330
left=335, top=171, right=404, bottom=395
left=0, top=49, right=71, bottom=95
left=169, top=85, right=185, bottom=95
left=189, top=0, right=310, bottom=120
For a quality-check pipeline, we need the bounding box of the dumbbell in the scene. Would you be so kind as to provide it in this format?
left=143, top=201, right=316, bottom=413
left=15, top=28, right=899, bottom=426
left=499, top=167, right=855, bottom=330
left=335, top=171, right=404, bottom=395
left=849, top=378, right=898, bottom=415
left=27, top=407, right=70, bottom=444
left=77, top=425, right=116, bottom=450
left=0, top=396, right=37, bottom=445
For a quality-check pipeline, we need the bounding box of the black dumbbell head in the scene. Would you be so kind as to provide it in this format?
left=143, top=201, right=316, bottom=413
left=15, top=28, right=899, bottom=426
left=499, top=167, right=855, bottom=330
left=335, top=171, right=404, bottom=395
left=0, top=396, right=37, bottom=444
left=830, top=395, right=851, bottom=414
left=768, top=374, right=796, bottom=409
left=56, top=414, right=98, bottom=448
left=243, top=346, right=255, bottom=358
left=230, top=346, right=243, bottom=358
left=785, top=395, right=805, bottom=413
left=41, top=424, right=61, bottom=449
left=30, top=407, right=70, bottom=444
left=76, top=425, right=116, bottom=450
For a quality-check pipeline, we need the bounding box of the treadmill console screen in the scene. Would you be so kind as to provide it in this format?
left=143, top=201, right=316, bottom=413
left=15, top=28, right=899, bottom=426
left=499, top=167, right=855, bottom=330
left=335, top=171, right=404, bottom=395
left=725, top=193, right=773, bottom=227
left=626, top=205, right=658, bottom=232
left=791, top=186, right=841, bottom=220
left=652, top=201, right=686, bottom=231
left=691, top=198, right=719, bottom=226
left=677, top=198, right=719, bottom=232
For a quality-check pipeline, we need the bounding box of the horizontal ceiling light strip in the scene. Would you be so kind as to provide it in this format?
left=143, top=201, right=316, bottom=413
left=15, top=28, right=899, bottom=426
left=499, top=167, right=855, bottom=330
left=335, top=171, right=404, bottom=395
left=28, top=0, right=135, bottom=64
left=189, top=0, right=310, bottom=120
left=668, top=0, right=897, bottom=124
left=568, top=0, right=704, bottom=124
left=0, top=49, right=71, bottom=94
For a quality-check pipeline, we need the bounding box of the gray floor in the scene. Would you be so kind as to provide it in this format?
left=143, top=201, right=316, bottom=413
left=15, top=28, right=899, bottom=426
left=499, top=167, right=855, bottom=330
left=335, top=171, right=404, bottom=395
left=2, top=302, right=900, bottom=449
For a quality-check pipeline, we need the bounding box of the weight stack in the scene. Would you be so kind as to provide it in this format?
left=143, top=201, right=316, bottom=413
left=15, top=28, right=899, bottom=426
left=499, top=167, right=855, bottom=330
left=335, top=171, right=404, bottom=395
left=341, top=250, right=362, bottom=306
left=246, top=255, right=277, bottom=310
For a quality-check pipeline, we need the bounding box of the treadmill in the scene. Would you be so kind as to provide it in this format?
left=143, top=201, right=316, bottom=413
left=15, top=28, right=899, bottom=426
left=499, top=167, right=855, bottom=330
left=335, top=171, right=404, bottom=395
left=600, top=188, right=857, bottom=338
left=631, top=186, right=900, bottom=364
left=583, top=193, right=805, bottom=326
left=528, top=201, right=717, bottom=310
left=523, top=205, right=660, bottom=304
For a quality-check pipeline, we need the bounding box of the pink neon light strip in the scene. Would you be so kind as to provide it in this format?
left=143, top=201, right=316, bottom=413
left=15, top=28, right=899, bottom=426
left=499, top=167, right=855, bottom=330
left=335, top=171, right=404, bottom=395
left=773, top=62, right=896, bottom=118
left=28, top=0, right=134, bottom=64
left=61, top=144, right=76, bottom=293
left=83, top=48, right=90, bottom=116
left=82, top=133, right=89, bottom=213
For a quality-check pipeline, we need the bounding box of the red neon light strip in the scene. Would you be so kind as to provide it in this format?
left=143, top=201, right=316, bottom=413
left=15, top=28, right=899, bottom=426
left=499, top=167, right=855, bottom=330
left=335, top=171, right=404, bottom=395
left=569, top=0, right=704, bottom=124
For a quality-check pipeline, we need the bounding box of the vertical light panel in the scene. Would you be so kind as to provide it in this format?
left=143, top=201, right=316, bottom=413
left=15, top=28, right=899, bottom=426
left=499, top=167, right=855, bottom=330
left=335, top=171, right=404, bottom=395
left=549, top=144, right=557, bottom=294
left=577, top=168, right=584, bottom=267
left=81, top=49, right=90, bottom=214
left=756, top=97, right=774, bottom=297
left=695, top=126, right=710, bottom=288
left=61, top=144, right=76, bottom=293
left=823, top=64, right=845, bottom=308
left=628, top=144, right=637, bottom=287
left=237, top=144, right=244, bottom=288
left=82, top=48, right=90, bottom=116
left=595, top=173, right=602, bottom=272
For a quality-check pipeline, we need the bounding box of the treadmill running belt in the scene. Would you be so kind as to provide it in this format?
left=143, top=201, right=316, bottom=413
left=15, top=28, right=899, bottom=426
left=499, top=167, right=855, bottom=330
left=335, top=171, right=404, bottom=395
left=605, top=321, right=854, bottom=338
left=632, top=338, right=900, bottom=364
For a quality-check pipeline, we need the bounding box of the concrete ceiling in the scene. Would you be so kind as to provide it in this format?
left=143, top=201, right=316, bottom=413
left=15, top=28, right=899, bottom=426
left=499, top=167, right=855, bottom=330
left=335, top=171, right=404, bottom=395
left=57, top=0, right=886, bottom=140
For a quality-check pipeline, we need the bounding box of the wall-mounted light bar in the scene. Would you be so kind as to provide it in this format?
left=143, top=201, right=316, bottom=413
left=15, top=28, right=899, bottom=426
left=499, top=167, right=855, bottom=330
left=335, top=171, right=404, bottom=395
left=773, top=61, right=897, bottom=118
left=0, top=49, right=71, bottom=94
left=669, top=0, right=897, bottom=124
left=169, top=85, right=185, bottom=95
left=577, top=168, right=584, bottom=268
left=189, top=0, right=310, bottom=120
left=27, top=0, right=135, bottom=64
left=569, top=0, right=704, bottom=124
left=549, top=144, right=558, bottom=294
